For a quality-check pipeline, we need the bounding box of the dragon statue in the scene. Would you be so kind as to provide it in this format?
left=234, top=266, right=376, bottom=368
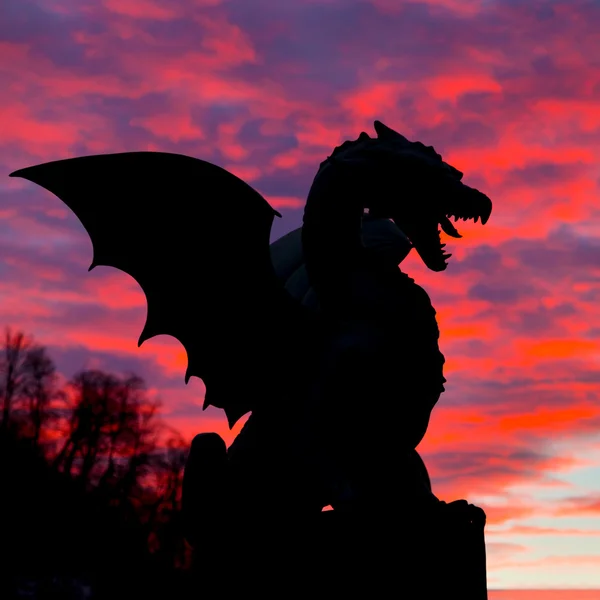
left=183, top=120, right=492, bottom=528
left=11, top=120, right=492, bottom=594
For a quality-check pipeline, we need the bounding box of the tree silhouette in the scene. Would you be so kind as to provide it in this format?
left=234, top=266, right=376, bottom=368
left=20, top=344, right=65, bottom=449
left=148, top=431, right=190, bottom=569
left=0, top=326, right=194, bottom=598
left=0, top=326, right=32, bottom=430
left=53, top=370, right=162, bottom=492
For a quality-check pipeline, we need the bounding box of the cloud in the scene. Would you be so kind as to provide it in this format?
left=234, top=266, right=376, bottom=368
left=2, top=0, right=600, bottom=588
left=556, top=494, right=600, bottom=517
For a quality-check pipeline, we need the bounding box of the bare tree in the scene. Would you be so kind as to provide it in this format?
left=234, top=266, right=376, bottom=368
left=21, top=345, right=64, bottom=449
left=54, top=369, right=163, bottom=499
left=160, top=432, right=188, bottom=511
left=53, top=370, right=106, bottom=480
left=0, top=331, right=197, bottom=591
left=147, top=431, right=189, bottom=568
left=0, top=327, right=32, bottom=429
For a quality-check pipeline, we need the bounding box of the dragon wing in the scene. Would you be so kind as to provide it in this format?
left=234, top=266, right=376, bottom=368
left=11, top=152, right=307, bottom=428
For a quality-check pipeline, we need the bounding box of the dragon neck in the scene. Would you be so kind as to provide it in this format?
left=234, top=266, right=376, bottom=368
left=301, top=161, right=369, bottom=315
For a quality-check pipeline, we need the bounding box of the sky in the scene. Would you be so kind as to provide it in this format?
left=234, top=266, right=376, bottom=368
left=1, top=0, right=600, bottom=591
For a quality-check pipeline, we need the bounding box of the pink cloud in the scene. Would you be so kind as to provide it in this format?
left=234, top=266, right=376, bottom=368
left=424, top=73, right=503, bottom=102
left=556, top=494, right=600, bottom=517
left=371, top=0, right=486, bottom=17
left=500, top=525, right=600, bottom=537
left=103, top=0, right=184, bottom=20
left=130, top=112, right=205, bottom=142
left=2, top=0, right=600, bottom=588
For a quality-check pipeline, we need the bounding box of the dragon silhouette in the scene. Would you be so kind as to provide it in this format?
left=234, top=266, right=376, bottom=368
left=10, top=120, right=492, bottom=531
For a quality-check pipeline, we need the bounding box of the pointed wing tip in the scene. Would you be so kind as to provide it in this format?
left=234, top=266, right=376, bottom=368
left=274, top=209, right=282, bottom=218
left=137, top=330, right=153, bottom=347
left=201, top=391, right=242, bottom=429
left=10, top=165, right=43, bottom=181
left=138, top=321, right=161, bottom=347
left=185, top=363, right=197, bottom=384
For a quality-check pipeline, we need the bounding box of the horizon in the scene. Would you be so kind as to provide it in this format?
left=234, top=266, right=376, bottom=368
left=1, top=0, right=600, bottom=591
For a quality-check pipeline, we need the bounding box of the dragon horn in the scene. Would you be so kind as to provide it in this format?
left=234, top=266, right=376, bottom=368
left=373, top=120, right=410, bottom=144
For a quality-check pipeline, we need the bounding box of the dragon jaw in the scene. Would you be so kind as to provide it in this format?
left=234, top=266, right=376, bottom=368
left=390, top=190, right=492, bottom=272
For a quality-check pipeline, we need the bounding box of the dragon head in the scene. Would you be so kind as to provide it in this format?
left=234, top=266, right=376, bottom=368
left=324, top=120, right=492, bottom=272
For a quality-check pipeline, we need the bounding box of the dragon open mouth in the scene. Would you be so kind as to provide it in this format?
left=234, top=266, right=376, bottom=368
left=398, top=193, right=492, bottom=272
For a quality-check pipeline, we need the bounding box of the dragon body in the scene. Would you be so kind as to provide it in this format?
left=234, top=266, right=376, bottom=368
left=10, top=120, right=492, bottom=532
left=227, top=217, right=446, bottom=517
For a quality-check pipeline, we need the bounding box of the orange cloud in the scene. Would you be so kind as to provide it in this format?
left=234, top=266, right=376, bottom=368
left=3, top=0, right=600, bottom=588
left=498, top=405, right=599, bottom=433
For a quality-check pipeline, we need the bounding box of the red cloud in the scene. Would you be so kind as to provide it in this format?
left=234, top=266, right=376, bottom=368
left=555, top=495, right=600, bottom=516
left=103, top=0, right=183, bottom=20
left=3, top=0, right=600, bottom=587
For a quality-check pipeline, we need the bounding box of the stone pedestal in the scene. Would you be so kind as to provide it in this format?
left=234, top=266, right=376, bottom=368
left=191, top=507, right=487, bottom=598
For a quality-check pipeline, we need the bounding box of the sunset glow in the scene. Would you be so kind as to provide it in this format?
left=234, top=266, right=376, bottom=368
left=1, top=0, right=600, bottom=590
